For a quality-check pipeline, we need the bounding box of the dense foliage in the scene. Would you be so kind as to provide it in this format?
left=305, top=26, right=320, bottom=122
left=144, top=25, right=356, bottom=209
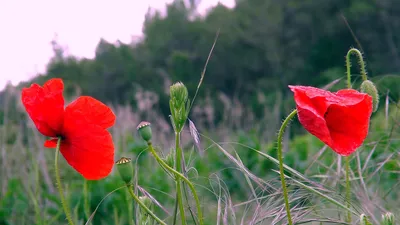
left=8, top=0, right=400, bottom=120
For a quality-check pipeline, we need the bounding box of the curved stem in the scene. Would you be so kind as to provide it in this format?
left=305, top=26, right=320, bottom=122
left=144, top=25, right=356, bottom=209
left=346, top=48, right=368, bottom=88
left=277, top=109, right=297, bottom=225
left=126, top=185, right=167, bottom=225
left=147, top=142, right=204, bottom=225
left=345, top=48, right=358, bottom=223
left=175, top=132, right=187, bottom=225
left=345, top=156, right=351, bottom=223
left=55, top=137, right=75, bottom=225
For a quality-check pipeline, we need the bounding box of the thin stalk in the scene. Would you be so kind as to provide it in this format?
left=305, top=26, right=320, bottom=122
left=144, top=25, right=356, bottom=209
left=83, top=180, right=91, bottom=224
left=345, top=156, right=351, bottom=223
left=126, top=185, right=167, bottom=225
left=345, top=48, right=368, bottom=88
left=175, top=132, right=187, bottom=225
left=344, top=48, right=366, bottom=223
left=277, top=109, right=297, bottom=225
left=127, top=191, right=134, bottom=225
left=147, top=142, right=204, bottom=225
left=172, top=192, right=178, bottom=225
left=55, top=137, right=75, bottom=225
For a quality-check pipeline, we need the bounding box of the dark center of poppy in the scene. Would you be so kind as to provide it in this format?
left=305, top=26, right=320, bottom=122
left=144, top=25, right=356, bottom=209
left=57, top=135, right=66, bottom=140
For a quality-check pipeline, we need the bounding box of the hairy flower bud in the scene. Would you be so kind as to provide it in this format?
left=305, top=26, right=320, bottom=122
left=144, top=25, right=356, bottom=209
left=139, top=196, right=154, bottom=223
left=360, top=80, right=379, bottom=112
left=163, top=151, right=175, bottom=168
left=116, top=157, right=134, bottom=184
left=360, top=214, right=372, bottom=225
left=170, top=82, right=189, bottom=108
left=169, top=82, right=190, bottom=132
left=137, top=121, right=152, bottom=142
left=382, top=212, right=394, bottom=225
left=139, top=196, right=152, bottom=209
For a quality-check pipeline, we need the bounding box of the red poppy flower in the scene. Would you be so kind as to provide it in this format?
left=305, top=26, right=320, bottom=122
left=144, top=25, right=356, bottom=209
left=289, top=85, right=373, bottom=156
left=21, top=78, right=115, bottom=180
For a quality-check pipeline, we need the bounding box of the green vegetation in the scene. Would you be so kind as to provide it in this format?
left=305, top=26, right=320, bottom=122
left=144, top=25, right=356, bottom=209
left=1, top=0, right=400, bottom=224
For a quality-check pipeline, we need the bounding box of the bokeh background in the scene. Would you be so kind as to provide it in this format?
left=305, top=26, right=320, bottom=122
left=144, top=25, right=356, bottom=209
left=1, top=0, right=400, bottom=224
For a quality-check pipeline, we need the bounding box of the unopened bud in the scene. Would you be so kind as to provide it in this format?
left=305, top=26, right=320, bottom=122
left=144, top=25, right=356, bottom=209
left=169, top=82, right=189, bottom=132
left=116, top=157, right=134, bottom=184
left=361, top=80, right=379, bottom=112
left=382, top=212, right=394, bottom=225
left=139, top=196, right=152, bottom=209
left=137, top=121, right=152, bottom=142
left=139, top=196, right=154, bottom=223
left=360, top=214, right=372, bottom=225
left=170, top=82, right=188, bottom=108
left=163, top=151, right=175, bottom=168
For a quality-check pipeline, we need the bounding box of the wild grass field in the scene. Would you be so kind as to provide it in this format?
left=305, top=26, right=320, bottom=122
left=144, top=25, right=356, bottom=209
left=2, top=1, right=400, bottom=224
left=0, top=61, right=400, bottom=225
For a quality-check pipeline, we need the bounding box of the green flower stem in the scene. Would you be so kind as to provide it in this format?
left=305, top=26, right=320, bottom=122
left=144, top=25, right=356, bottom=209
left=83, top=180, right=91, bottom=224
left=175, top=132, right=187, bottom=225
left=345, top=48, right=368, bottom=224
left=126, top=185, right=167, bottom=225
left=147, top=141, right=204, bottom=225
left=345, top=156, right=351, bottom=223
left=277, top=109, right=297, bottom=225
left=346, top=48, right=368, bottom=88
left=55, top=137, right=75, bottom=225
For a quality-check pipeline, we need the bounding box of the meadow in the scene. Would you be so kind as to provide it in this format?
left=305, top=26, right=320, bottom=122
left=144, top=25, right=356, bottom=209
left=1, top=48, right=400, bottom=225
left=2, top=1, right=400, bottom=223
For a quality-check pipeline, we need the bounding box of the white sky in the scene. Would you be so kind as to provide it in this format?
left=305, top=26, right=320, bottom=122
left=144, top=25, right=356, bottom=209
left=0, top=0, right=234, bottom=90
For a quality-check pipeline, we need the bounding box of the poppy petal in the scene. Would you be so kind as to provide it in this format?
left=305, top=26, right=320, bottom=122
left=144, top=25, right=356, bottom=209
left=44, top=138, right=58, bottom=148
left=60, top=103, right=115, bottom=179
left=289, top=85, right=373, bottom=156
left=60, top=123, right=114, bottom=180
left=64, top=96, right=115, bottom=129
left=325, top=90, right=372, bottom=155
left=21, top=78, right=65, bottom=137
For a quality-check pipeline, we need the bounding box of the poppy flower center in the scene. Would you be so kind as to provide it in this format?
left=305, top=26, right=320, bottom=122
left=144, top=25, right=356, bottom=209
left=58, top=135, right=66, bottom=141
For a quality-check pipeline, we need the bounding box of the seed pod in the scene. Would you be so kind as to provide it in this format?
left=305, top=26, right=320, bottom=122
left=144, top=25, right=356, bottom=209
left=116, top=157, right=134, bottom=184
left=137, top=121, right=152, bottom=142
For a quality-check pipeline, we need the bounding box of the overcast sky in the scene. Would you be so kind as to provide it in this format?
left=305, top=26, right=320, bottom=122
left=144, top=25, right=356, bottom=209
left=0, top=0, right=234, bottom=90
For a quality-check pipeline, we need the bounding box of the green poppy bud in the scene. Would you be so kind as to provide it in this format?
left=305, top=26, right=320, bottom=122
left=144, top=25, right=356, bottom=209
left=116, top=157, right=134, bottom=184
left=360, top=214, right=372, bottom=225
left=360, top=80, right=379, bottom=112
left=139, top=196, right=153, bottom=209
left=139, top=195, right=154, bottom=223
left=382, top=212, right=394, bottom=225
left=170, top=82, right=189, bottom=108
left=163, top=151, right=175, bottom=168
left=169, top=82, right=189, bottom=132
left=137, top=121, right=152, bottom=142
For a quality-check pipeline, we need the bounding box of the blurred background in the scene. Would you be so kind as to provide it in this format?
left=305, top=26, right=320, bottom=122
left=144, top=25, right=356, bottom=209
left=1, top=0, right=400, bottom=224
